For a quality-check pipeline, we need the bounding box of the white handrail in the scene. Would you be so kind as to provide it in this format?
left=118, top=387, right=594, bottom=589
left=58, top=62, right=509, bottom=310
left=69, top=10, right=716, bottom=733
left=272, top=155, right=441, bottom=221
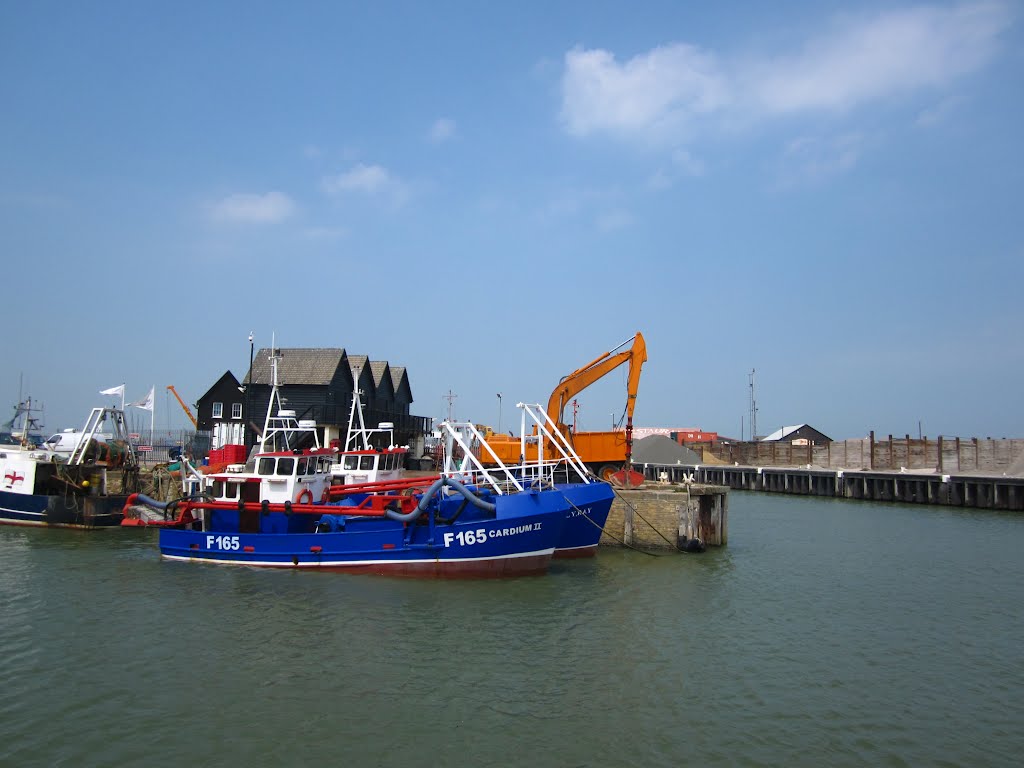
left=437, top=403, right=594, bottom=496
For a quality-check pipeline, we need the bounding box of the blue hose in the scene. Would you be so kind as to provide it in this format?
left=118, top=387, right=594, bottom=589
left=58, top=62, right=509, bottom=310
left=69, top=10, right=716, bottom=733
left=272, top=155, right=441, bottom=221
left=384, top=476, right=496, bottom=522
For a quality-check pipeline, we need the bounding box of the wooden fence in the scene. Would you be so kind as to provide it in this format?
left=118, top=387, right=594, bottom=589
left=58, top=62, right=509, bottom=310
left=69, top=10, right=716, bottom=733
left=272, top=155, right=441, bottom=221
left=701, top=433, right=1024, bottom=474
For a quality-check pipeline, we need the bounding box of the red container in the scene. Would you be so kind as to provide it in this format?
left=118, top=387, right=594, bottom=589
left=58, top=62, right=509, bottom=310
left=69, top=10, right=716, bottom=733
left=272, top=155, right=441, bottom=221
left=224, top=444, right=247, bottom=463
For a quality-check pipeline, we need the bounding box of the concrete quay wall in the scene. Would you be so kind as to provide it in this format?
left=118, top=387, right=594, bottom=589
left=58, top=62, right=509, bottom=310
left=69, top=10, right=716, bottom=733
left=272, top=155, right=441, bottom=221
left=602, top=485, right=728, bottom=550
left=643, top=464, right=1024, bottom=511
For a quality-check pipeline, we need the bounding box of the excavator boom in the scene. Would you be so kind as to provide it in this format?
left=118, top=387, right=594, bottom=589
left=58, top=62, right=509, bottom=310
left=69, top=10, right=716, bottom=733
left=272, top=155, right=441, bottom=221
left=482, top=331, right=648, bottom=486
left=546, top=332, right=647, bottom=426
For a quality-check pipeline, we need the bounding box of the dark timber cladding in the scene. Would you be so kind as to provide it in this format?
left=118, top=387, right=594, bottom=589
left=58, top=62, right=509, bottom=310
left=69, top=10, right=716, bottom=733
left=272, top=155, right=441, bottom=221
left=644, top=464, right=1024, bottom=511
left=196, top=347, right=430, bottom=446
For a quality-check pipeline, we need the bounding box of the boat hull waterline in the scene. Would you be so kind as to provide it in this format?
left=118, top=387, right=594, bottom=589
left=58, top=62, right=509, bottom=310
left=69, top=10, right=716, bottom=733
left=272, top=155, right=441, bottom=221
left=158, top=505, right=566, bottom=577
left=0, top=489, right=126, bottom=528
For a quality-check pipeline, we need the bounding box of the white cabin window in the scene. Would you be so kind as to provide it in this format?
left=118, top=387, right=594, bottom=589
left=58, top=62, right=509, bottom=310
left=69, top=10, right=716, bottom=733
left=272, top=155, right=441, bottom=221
left=343, top=455, right=359, bottom=471
left=277, top=457, right=294, bottom=476
left=360, top=455, right=375, bottom=471
left=231, top=403, right=242, bottom=419
left=212, top=402, right=223, bottom=418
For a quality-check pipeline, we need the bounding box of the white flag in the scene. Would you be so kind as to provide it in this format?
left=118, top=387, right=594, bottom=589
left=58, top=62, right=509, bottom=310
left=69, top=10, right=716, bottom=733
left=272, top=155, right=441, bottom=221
left=129, top=386, right=155, bottom=412
left=100, top=384, right=125, bottom=397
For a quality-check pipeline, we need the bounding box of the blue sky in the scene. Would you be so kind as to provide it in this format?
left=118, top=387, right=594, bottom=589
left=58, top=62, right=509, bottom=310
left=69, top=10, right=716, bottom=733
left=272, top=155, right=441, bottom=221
left=2, top=1, right=1022, bottom=441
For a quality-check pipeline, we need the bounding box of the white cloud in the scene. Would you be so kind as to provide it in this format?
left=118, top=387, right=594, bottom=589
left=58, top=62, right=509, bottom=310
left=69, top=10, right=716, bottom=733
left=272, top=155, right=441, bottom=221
left=916, top=95, right=961, bottom=126
left=647, top=149, right=704, bottom=190
left=322, top=163, right=409, bottom=204
left=779, top=133, right=865, bottom=185
left=560, top=2, right=1012, bottom=141
left=749, top=3, right=1011, bottom=114
left=207, top=191, right=295, bottom=223
left=561, top=44, right=727, bottom=139
left=429, top=118, right=456, bottom=143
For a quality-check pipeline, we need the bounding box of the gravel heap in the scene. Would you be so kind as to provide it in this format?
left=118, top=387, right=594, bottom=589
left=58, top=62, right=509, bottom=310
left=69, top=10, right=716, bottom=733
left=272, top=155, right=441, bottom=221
left=632, top=435, right=700, bottom=465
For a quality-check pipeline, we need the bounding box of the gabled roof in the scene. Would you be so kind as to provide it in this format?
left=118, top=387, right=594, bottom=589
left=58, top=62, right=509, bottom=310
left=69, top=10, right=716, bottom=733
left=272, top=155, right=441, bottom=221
left=347, top=355, right=368, bottom=380
left=760, top=425, right=806, bottom=441
left=369, top=361, right=390, bottom=387
left=371, top=361, right=395, bottom=398
left=246, top=348, right=346, bottom=386
left=390, top=366, right=412, bottom=399
left=198, top=370, right=242, bottom=403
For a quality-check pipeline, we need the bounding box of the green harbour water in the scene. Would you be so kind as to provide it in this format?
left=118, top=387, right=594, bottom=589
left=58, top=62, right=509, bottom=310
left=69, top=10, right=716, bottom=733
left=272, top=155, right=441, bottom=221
left=1, top=491, right=1022, bottom=767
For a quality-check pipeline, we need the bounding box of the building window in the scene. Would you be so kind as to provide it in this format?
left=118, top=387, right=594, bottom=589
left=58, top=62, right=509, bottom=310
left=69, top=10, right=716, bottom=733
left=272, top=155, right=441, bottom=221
left=232, top=403, right=242, bottom=419
left=212, top=402, right=223, bottom=418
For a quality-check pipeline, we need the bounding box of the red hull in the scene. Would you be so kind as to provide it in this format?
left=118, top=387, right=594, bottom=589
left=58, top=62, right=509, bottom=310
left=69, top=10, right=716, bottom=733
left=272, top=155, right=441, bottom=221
left=204, top=552, right=555, bottom=578
left=553, top=545, right=598, bottom=559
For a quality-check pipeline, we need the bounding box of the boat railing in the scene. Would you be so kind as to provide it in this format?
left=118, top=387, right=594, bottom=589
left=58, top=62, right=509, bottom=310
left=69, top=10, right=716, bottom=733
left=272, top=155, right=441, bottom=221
left=518, top=403, right=591, bottom=481
left=437, top=403, right=594, bottom=496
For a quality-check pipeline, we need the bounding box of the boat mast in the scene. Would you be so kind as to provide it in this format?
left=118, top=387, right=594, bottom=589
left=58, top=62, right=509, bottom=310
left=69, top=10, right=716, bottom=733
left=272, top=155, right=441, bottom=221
left=345, top=368, right=371, bottom=452
left=259, top=346, right=285, bottom=452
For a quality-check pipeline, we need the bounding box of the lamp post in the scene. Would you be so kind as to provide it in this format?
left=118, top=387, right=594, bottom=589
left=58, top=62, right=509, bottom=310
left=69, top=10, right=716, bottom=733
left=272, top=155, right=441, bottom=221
left=246, top=332, right=254, bottom=447
left=497, top=393, right=502, bottom=434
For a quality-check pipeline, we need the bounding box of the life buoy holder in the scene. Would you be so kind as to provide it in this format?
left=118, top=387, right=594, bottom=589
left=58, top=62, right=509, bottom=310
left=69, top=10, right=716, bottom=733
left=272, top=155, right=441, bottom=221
left=295, top=489, right=313, bottom=505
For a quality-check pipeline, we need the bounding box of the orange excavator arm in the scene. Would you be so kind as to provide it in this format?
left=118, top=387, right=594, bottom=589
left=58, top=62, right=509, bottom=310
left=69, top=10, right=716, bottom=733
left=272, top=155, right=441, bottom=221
left=545, top=332, right=647, bottom=428
left=166, top=385, right=198, bottom=428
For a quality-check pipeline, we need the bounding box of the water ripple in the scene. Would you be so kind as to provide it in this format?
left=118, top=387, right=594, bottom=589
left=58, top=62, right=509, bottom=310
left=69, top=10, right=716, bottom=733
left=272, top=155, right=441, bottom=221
left=2, top=496, right=1024, bottom=766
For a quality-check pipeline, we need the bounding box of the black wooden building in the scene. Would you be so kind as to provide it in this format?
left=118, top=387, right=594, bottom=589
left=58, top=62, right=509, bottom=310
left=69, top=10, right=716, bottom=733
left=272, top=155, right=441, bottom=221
left=196, top=348, right=429, bottom=449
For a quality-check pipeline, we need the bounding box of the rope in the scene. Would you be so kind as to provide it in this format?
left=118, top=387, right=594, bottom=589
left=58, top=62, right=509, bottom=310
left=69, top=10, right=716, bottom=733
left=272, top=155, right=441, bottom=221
left=558, top=490, right=661, bottom=557
left=610, top=485, right=689, bottom=554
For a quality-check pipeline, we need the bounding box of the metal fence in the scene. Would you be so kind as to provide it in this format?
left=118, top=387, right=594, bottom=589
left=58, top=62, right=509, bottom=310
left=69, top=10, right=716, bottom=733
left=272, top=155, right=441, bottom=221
left=129, top=429, right=212, bottom=466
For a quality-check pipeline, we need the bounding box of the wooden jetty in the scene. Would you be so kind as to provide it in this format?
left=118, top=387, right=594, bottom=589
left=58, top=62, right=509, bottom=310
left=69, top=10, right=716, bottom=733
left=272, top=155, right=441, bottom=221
left=640, top=463, right=1024, bottom=511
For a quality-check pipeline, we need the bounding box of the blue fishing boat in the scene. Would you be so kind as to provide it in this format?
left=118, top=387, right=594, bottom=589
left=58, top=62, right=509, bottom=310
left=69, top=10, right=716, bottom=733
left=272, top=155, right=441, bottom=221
left=125, top=353, right=612, bottom=576
left=153, top=475, right=566, bottom=576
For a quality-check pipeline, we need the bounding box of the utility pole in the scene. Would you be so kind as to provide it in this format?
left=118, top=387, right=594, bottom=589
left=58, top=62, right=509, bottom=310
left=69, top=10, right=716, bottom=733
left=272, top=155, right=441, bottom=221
left=246, top=332, right=254, bottom=446
left=443, top=390, right=458, bottom=422
left=748, top=369, right=758, bottom=441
